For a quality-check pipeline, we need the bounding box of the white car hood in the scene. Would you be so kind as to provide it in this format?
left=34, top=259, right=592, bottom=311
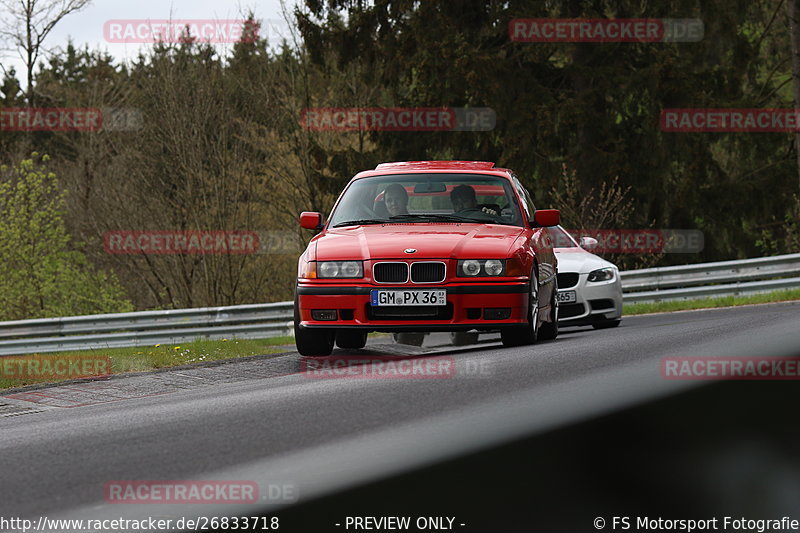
left=554, top=247, right=616, bottom=273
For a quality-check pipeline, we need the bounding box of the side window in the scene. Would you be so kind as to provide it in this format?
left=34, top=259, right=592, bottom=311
left=512, top=176, right=536, bottom=221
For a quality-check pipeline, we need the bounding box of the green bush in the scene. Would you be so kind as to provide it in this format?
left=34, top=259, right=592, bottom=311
left=0, top=154, right=133, bottom=320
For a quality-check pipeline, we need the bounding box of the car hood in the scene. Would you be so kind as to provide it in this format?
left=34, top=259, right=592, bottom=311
left=314, top=223, right=525, bottom=260
left=554, top=247, right=616, bottom=273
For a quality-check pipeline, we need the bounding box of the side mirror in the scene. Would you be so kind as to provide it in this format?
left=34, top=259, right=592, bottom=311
left=579, top=236, right=598, bottom=249
left=532, top=209, right=560, bottom=228
left=300, top=212, right=323, bottom=230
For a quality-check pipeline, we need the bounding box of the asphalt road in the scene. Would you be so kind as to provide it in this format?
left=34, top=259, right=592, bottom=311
left=2, top=302, right=800, bottom=527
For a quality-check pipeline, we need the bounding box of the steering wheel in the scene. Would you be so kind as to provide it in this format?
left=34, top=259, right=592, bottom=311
left=456, top=207, right=498, bottom=220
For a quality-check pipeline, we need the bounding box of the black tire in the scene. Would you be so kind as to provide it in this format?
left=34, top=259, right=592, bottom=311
left=294, top=323, right=334, bottom=356
left=294, top=287, right=334, bottom=356
left=393, top=332, right=426, bottom=346
left=537, top=279, right=559, bottom=341
left=501, top=271, right=539, bottom=347
left=592, top=319, right=621, bottom=330
left=450, top=331, right=479, bottom=346
left=336, top=330, right=368, bottom=349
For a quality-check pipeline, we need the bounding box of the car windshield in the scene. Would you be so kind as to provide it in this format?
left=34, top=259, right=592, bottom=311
left=548, top=226, right=579, bottom=248
left=328, top=173, right=524, bottom=227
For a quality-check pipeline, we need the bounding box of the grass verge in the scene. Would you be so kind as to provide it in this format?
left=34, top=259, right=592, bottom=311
left=0, top=336, right=294, bottom=391
left=624, top=288, right=800, bottom=315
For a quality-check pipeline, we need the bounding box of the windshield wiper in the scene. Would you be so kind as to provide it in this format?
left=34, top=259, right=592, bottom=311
left=333, top=219, right=388, bottom=227
left=388, top=214, right=470, bottom=222
left=389, top=213, right=519, bottom=226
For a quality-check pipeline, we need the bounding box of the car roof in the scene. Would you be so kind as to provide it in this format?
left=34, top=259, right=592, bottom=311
left=375, top=161, right=495, bottom=171
left=353, top=161, right=513, bottom=179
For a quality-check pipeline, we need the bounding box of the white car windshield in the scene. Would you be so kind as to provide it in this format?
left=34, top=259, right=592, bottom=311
left=548, top=225, right=580, bottom=248
left=328, top=173, right=524, bottom=227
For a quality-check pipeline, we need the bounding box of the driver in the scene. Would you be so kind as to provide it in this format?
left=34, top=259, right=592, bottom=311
left=450, top=185, right=497, bottom=215
left=384, top=183, right=410, bottom=216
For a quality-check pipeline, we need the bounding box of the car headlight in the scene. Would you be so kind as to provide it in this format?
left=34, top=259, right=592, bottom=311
left=587, top=267, right=615, bottom=282
left=460, top=260, right=482, bottom=276
left=484, top=259, right=504, bottom=276
left=457, top=259, right=506, bottom=277
left=317, top=261, right=364, bottom=278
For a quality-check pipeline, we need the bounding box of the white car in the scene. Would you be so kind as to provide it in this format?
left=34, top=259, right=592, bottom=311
left=549, top=226, right=622, bottom=329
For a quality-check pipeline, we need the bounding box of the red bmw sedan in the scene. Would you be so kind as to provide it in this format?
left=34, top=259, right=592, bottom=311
left=294, top=161, right=561, bottom=355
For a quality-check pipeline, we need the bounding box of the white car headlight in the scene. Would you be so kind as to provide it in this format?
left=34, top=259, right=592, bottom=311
left=587, top=267, right=615, bottom=282
left=317, top=261, right=364, bottom=278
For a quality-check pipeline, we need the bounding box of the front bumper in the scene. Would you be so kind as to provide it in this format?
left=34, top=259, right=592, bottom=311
left=557, top=272, right=623, bottom=327
left=296, top=282, right=530, bottom=332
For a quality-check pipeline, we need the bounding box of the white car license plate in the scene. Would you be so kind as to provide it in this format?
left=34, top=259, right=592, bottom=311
left=370, top=289, right=446, bottom=306
left=557, top=290, right=577, bottom=304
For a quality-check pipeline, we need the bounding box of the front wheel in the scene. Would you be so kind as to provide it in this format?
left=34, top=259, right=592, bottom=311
left=294, top=323, right=334, bottom=355
left=336, top=330, right=368, bottom=349
left=501, top=272, right=539, bottom=347
left=537, top=281, right=559, bottom=341
left=294, top=287, right=334, bottom=356
left=393, top=332, right=426, bottom=346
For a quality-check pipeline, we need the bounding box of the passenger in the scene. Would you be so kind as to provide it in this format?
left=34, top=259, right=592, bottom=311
left=384, top=184, right=410, bottom=216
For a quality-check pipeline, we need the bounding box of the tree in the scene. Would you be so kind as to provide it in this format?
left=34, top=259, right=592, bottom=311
left=0, top=66, right=25, bottom=158
left=0, top=65, right=22, bottom=104
left=788, top=0, right=800, bottom=192
left=0, top=0, right=91, bottom=104
left=0, top=153, right=132, bottom=319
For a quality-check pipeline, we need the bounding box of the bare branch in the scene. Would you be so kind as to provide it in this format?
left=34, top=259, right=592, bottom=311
left=0, top=0, right=92, bottom=103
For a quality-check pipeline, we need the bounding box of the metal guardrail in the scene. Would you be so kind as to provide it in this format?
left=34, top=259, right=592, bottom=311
left=0, top=303, right=294, bottom=356
left=0, top=254, right=797, bottom=356
left=621, top=253, right=800, bottom=304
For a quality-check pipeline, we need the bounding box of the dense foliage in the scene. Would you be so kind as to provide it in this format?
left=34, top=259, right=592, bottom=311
left=0, top=1, right=798, bottom=313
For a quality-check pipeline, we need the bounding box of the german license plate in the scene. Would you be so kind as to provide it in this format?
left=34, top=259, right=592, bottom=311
left=557, top=290, right=577, bottom=304
left=370, top=289, right=446, bottom=306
